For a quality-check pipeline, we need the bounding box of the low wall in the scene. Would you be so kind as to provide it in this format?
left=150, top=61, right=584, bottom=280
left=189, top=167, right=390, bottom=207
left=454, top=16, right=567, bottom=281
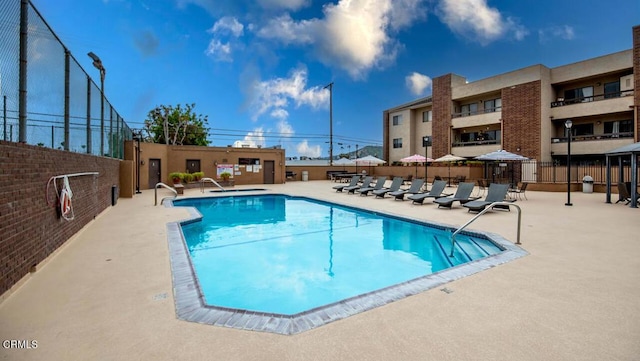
left=0, top=141, right=120, bottom=298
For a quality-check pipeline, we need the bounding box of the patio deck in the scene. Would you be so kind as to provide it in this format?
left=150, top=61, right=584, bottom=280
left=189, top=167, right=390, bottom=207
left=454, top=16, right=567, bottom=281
left=1, top=181, right=638, bottom=360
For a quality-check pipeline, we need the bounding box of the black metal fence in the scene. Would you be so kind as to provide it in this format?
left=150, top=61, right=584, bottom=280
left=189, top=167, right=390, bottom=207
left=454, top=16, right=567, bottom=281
left=519, top=161, right=632, bottom=184
left=0, top=0, right=132, bottom=158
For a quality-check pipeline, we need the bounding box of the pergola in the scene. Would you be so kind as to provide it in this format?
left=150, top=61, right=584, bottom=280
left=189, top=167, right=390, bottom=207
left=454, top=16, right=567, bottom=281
left=605, top=142, right=640, bottom=208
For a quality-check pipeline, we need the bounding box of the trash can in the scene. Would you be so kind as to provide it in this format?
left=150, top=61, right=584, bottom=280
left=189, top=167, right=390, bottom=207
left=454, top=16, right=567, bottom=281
left=111, top=185, right=119, bottom=205
left=302, top=171, right=309, bottom=182
left=582, top=176, right=593, bottom=193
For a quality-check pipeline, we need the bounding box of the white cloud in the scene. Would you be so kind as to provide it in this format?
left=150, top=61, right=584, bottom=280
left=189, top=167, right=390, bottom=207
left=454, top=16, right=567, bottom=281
left=258, top=0, right=309, bottom=11
left=538, top=25, right=575, bottom=43
left=210, top=16, right=244, bottom=37
left=205, top=17, right=245, bottom=62
left=277, top=119, right=295, bottom=137
left=405, top=72, right=432, bottom=96
left=204, top=39, right=233, bottom=62
left=249, top=67, right=329, bottom=121
left=270, top=108, right=289, bottom=120
left=437, top=0, right=527, bottom=44
left=296, top=140, right=322, bottom=158
left=236, top=127, right=266, bottom=148
left=257, top=0, right=427, bottom=79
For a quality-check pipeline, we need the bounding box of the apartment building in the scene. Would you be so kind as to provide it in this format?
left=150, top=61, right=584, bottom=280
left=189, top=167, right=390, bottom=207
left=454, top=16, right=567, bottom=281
left=383, top=25, right=639, bottom=165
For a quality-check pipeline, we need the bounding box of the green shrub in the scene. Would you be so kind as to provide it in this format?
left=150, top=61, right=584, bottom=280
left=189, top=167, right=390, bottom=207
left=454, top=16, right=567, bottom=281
left=169, top=172, right=183, bottom=183
left=192, top=171, right=205, bottom=181
left=183, top=173, right=194, bottom=183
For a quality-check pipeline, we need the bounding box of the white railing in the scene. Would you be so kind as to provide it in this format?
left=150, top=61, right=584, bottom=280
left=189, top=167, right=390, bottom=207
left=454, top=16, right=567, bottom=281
left=200, top=177, right=225, bottom=192
left=449, top=202, right=522, bottom=257
left=155, top=182, right=177, bottom=206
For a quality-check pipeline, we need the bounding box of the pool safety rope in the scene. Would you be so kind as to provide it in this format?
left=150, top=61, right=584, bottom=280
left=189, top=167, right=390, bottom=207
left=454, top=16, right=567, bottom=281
left=45, top=172, right=98, bottom=221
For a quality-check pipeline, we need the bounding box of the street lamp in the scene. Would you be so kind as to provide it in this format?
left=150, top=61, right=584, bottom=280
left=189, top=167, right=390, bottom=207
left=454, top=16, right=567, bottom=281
left=423, top=135, right=431, bottom=183
left=355, top=144, right=359, bottom=174
left=324, top=82, right=334, bottom=165
left=88, top=52, right=106, bottom=156
left=132, top=130, right=142, bottom=194
left=564, top=119, right=573, bottom=206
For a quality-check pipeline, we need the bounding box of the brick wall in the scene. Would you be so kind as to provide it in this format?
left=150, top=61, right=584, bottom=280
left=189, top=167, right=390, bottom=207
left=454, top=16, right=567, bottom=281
left=0, top=141, right=120, bottom=296
left=502, top=80, right=542, bottom=160
left=432, top=74, right=453, bottom=158
left=633, top=25, right=640, bottom=142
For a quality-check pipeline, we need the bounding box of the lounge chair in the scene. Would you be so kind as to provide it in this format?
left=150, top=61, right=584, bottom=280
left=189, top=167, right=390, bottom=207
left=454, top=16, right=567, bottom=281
left=433, top=182, right=478, bottom=208
left=333, top=175, right=359, bottom=192
left=390, top=179, right=425, bottom=201
left=510, top=182, right=528, bottom=200
left=345, top=176, right=373, bottom=194
left=373, top=177, right=403, bottom=198
left=463, top=183, right=511, bottom=213
left=358, top=176, right=388, bottom=196
left=616, top=182, right=639, bottom=205
left=407, top=180, right=450, bottom=204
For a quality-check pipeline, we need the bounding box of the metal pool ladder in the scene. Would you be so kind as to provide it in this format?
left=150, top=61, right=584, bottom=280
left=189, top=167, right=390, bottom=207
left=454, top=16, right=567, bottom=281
left=449, top=202, right=522, bottom=257
left=155, top=182, right=177, bottom=206
left=200, top=177, right=225, bottom=192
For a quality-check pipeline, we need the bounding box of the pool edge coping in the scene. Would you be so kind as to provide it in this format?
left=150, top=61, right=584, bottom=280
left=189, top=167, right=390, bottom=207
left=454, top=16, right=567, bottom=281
left=165, top=193, right=529, bottom=335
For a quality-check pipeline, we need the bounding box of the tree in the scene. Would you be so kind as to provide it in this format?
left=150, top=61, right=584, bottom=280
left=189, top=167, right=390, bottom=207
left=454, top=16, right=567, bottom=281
left=143, top=103, right=210, bottom=146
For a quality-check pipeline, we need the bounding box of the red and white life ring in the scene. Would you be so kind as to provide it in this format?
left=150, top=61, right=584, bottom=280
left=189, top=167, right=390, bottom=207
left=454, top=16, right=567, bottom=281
left=60, top=188, right=73, bottom=219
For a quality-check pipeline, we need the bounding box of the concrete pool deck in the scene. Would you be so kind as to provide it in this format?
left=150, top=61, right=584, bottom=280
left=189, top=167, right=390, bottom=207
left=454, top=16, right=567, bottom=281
left=1, top=181, right=639, bottom=360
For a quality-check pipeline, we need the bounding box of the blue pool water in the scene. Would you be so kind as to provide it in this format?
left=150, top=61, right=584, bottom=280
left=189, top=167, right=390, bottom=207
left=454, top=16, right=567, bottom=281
left=175, top=195, right=503, bottom=316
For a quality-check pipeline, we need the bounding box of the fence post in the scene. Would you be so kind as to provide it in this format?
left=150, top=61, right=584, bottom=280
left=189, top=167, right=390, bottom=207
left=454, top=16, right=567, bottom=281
left=64, top=49, right=70, bottom=151
left=86, top=76, right=92, bottom=154
left=19, top=0, right=28, bottom=143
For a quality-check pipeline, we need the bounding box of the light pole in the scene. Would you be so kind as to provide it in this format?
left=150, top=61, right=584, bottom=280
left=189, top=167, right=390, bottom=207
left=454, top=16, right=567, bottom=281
left=88, top=52, right=106, bottom=156
left=324, top=82, right=334, bottom=165
left=133, top=130, right=142, bottom=194
left=423, top=136, right=431, bottom=182
left=355, top=144, right=359, bottom=174
left=565, top=119, right=573, bottom=206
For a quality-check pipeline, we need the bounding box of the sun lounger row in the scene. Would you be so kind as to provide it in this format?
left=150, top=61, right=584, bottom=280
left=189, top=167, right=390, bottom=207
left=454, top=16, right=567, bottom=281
left=333, top=178, right=515, bottom=212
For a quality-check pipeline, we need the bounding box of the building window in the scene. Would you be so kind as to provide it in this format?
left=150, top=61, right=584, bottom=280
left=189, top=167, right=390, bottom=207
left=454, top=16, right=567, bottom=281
left=564, top=86, right=593, bottom=103
left=460, top=103, right=478, bottom=116
left=392, top=115, right=402, bottom=125
left=393, top=138, right=403, bottom=148
left=484, top=98, right=501, bottom=112
left=422, top=110, right=432, bottom=122
left=604, top=81, right=620, bottom=99
left=570, top=123, right=593, bottom=136
left=604, top=120, right=632, bottom=136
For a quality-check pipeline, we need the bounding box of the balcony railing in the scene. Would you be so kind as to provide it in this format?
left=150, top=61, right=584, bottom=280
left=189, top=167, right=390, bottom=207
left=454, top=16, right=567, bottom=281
left=452, top=139, right=501, bottom=147
left=452, top=107, right=501, bottom=118
left=551, top=90, right=634, bottom=107
left=551, top=132, right=634, bottom=143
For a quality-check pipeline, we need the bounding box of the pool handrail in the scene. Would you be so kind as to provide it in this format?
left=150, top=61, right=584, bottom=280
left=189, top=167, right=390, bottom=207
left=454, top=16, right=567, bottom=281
left=200, top=177, right=225, bottom=192
left=155, top=182, right=177, bottom=206
left=449, top=201, right=522, bottom=257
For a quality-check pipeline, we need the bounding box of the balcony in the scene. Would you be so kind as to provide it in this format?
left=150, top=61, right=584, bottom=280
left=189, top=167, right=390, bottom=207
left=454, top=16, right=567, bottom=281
left=550, top=91, right=634, bottom=119
left=451, top=140, right=501, bottom=158
left=550, top=132, right=634, bottom=155
left=451, top=109, right=501, bottom=129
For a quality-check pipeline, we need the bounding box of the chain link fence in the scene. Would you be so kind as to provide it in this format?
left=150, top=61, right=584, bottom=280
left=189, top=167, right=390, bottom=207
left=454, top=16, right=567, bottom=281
left=0, top=0, right=132, bottom=158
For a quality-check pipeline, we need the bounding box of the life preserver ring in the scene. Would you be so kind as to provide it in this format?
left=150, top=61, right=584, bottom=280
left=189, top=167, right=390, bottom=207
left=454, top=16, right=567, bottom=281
left=60, top=188, right=72, bottom=219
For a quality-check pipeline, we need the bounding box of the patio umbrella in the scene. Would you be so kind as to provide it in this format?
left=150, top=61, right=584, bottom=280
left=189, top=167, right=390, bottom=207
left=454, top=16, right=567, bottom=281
left=333, top=157, right=355, bottom=171
left=433, top=154, right=466, bottom=183
left=356, top=155, right=386, bottom=174
left=400, top=154, right=434, bottom=179
left=475, top=149, right=529, bottom=185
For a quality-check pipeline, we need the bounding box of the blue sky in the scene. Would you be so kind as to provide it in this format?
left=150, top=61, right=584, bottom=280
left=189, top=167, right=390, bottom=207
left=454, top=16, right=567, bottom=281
left=32, top=0, right=639, bottom=157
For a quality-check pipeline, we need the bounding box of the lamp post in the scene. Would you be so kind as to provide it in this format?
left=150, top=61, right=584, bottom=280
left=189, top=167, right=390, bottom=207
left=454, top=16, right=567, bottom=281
left=88, top=52, right=106, bottom=156
left=133, top=130, right=142, bottom=194
left=564, top=119, right=573, bottom=206
left=355, top=144, right=359, bottom=174
left=423, top=135, right=431, bottom=182
left=324, top=82, right=334, bottom=166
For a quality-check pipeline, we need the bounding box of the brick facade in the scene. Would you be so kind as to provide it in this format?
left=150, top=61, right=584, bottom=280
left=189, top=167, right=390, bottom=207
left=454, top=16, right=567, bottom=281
left=501, top=80, right=542, bottom=160
left=633, top=25, right=640, bottom=142
left=432, top=74, right=453, bottom=158
left=0, top=141, right=120, bottom=296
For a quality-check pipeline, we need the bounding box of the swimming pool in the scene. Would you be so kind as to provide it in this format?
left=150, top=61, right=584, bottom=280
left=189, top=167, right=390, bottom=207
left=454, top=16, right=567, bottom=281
left=168, top=194, right=527, bottom=334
